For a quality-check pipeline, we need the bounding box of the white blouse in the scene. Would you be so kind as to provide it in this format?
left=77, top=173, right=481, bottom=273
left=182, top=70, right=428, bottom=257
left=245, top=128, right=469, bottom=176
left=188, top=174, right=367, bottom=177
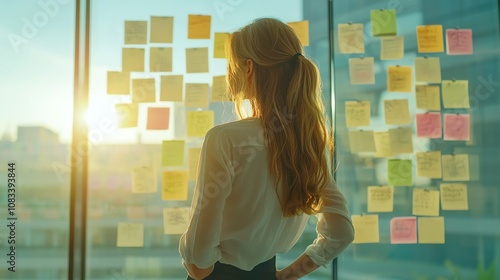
left=179, top=118, right=354, bottom=271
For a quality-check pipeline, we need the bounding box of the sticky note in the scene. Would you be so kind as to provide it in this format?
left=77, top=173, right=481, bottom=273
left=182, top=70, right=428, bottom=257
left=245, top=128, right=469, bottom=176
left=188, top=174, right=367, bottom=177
left=388, top=127, right=413, bottom=154
left=188, top=148, right=201, bottom=180
left=150, top=16, right=173, bottom=43
left=214, top=32, right=229, bottom=58
left=387, top=159, right=412, bottom=186
left=390, top=217, right=417, bottom=244
left=418, top=217, right=445, bottom=244
left=131, top=166, right=157, bottom=193
left=163, top=207, right=190, bottom=235
left=374, top=131, right=394, bottom=157
left=415, top=57, right=441, bottom=83
left=124, top=257, right=161, bottom=277
left=107, top=71, right=130, bottom=94
left=416, top=85, right=441, bottom=111
left=117, top=223, right=144, bottom=247
left=188, top=15, right=211, bottom=39
left=380, top=36, right=404, bottom=60
left=387, top=66, right=412, bottom=92
left=338, top=23, right=365, bottom=54
left=124, top=21, right=147, bottom=44
left=384, top=99, right=410, bottom=125
left=416, top=151, right=442, bottom=178
left=186, top=48, right=209, bottom=73
left=443, top=113, right=470, bottom=141
left=146, top=107, right=170, bottom=130
left=162, top=171, right=188, bottom=200
left=160, top=75, right=183, bottom=102
left=150, top=47, right=172, bottom=72
left=162, top=140, right=185, bottom=166
left=348, top=130, right=376, bottom=153
left=212, top=75, right=228, bottom=102
left=187, top=111, right=214, bottom=137
left=440, top=183, right=468, bottom=210
left=287, top=20, right=309, bottom=46
left=442, top=154, right=469, bottom=181
left=446, top=29, right=473, bottom=55
left=442, top=80, right=469, bottom=108
left=416, top=112, right=442, bottom=138
left=351, top=214, right=379, bottom=243
left=413, top=188, right=440, bottom=216
left=132, top=79, right=156, bottom=103
left=126, top=206, right=145, bottom=220
left=122, top=48, right=145, bottom=72
left=367, top=186, right=393, bottom=212
left=349, top=57, right=375, bottom=85
left=417, top=25, right=444, bottom=53
left=115, top=103, right=138, bottom=128
left=345, top=101, right=370, bottom=127
left=371, top=9, right=397, bottom=36
left=185, top=83, right=209, bottom=108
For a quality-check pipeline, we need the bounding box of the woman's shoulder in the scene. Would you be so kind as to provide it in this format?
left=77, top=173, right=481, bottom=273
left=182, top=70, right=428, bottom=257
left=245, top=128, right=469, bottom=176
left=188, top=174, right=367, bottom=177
left=206, top=118, right=262, bottom=144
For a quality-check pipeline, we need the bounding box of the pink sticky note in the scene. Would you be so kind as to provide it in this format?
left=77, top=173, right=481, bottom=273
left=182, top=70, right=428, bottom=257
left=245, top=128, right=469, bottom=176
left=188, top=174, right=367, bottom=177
left=147, top=107, right=170, bottom=130
left=446, top=29, right=473, bottom=55
left=390, top=216, right=417, bottom=244
left=444, top=114, right=470, bottom=141
left=416, top=112, right=442, bottom=138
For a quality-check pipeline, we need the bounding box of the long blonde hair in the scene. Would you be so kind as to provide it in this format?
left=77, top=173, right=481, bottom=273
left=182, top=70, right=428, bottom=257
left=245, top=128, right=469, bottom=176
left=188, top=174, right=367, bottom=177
left=225, top=18, right=333, bottom=217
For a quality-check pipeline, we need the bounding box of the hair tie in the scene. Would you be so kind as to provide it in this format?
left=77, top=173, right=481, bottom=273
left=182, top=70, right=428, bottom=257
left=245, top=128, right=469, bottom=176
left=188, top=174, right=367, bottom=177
left=291, top=53, right=302, bottom=66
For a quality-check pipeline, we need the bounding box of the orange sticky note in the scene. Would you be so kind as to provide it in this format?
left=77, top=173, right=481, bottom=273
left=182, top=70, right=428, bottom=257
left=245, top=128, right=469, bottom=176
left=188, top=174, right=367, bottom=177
left=188, top=15, right=211, bottom=39
left=146, top=107, right=170, bottom=130
left=417, top=25, right=444, bottom=53
left=162, top=171, right=188, bottom=200
left=387, top=66, right=412, bottom=92
left=287, top=20, right=309, bottom=46
left=390, top=217, right=417, bottom=244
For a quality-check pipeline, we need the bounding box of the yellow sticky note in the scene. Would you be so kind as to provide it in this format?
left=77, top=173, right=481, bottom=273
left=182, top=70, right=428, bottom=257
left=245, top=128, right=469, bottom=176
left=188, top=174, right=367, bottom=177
left=185, top=83, right=209, bottom=108
left=348, top=130, right=376, bottom=153
left=349, top=57, right=375, bottom=84
left=442, top=80, right=469, bottom=108
left=150, top=16, right=173, bottom=43
left=287, top=20, right=309, bottom=46
left=416, top=85, right=441, bottom=111
left=440, top=183, right=468, bottom=210
left=115, top=103, right=138, bottom=128
left=381, top=36, right=404, bottom=60
left=417, top=25, right=444, bottom=53
left=186, top=48, right=209, bottom=73
left=162, top=171, right=188, bottom=200
left=131, top=166, right=157, bottom=193
left=160, top=75, right=183, bottom=102
left=351, top=214, right=379, bottom=243
left=124, top=21, right=147, bottom=44
left=117, top=223, right=144, bottom=247
left=418, top=217, right=445, bottom=244
left=187, top=111, right=214, bottom=137
left=122, top=48, right=145, bottom=72
left=132, top=79, right=156, bottom=103
left=387, top=66, right=412, bottom=92
left=150, top=47, right=172, bottom=72
left=413, top=188, right=440, bottom=216
left=370, top=9, right=397, bottom=36
left=188, top=15, right=211, bottom=39
left=188, top=148, right=201, bottom=180
left=163, top=207, right=190, bottom=235
left=367, top=186, right=393, bottom=212
left=162, top=140, right=185, bottom=166
left=345, top=101, right=370, bottom=127
left=384, top=99, right=410, bottom=125
left=107, top=71, right=130, bottom=94
left=388, top=127, right=413, bottom=154
left=415, top=57, right=441, bottom=83
left=442, top=154, right=469, bottom=181
left=214, top=32, right=229, bottom=58
left=338, top=23, right=365, bottom=54
left=374, top=131, right=394, bottom=157
left=211, top=75, right=228, bottom=102
left=416, top=151, right=442, bottom=178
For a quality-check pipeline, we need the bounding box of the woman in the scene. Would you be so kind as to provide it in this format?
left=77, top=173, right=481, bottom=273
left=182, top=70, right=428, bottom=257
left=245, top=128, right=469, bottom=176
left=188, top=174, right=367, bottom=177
left=179, top=18, right=354, bottom=280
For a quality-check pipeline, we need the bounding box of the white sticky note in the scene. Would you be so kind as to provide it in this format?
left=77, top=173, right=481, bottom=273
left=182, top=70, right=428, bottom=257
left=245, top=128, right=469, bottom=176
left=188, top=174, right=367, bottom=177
left=131, top=166, right=157, bottom=193
left=349, top=57, right=375, bottom=85
left=117, top=223, right=144, bottom=247
left=163, top=208, right=190, bottom=235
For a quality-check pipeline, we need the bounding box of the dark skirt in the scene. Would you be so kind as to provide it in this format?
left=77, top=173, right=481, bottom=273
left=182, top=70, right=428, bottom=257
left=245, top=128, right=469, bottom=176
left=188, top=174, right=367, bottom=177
left=187, top=256, right=277, bottom=280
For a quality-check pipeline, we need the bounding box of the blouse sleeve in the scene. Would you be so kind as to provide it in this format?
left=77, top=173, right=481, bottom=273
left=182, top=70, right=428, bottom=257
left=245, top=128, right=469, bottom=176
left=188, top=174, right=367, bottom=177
left=304, top=180, right=355, bottom=267
left=178, top=126, right=234, bottom=269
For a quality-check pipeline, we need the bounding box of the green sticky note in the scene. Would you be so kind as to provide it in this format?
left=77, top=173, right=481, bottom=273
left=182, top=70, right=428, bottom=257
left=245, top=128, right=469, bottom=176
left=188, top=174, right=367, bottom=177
left=371, top=9, right=397, bottom=36
left=388, top=159, right=412, bottom=186
left=162, top=140, right=185, bottom=166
